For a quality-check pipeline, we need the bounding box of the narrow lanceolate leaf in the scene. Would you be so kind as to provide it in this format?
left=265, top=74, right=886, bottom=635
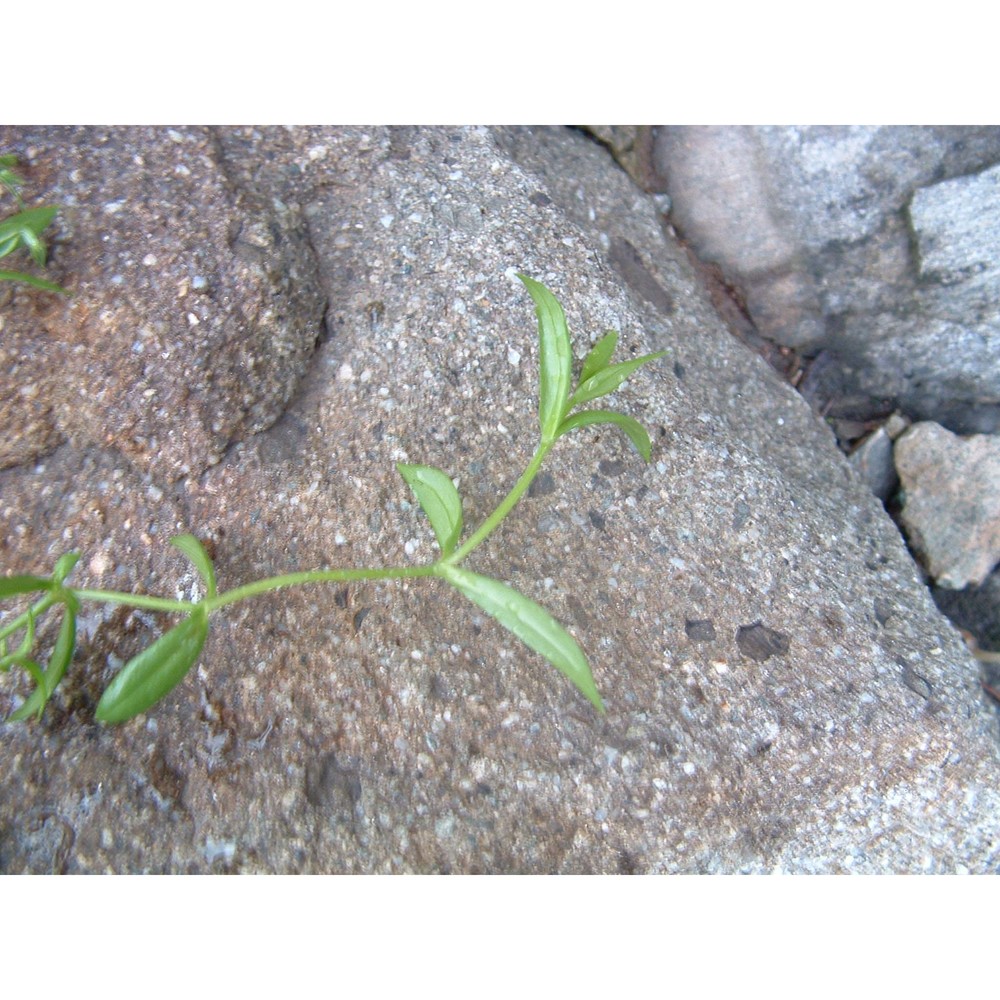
left=171, top=533, right=217, bottom=598
left=579, top=330, right=619, bottom=385
left=52, top=552, right=81, bottom=584
left=568, top=351, right=667, bottom=410
left=7, top=604, right=76, bottom=722
left=0, top=269, right=67, bottom=293
left=0, top=575, right=53, bottom=598
left=440, top=565, right=604, bottom=712
left=517, top=274, right=573, bottom=441
left=0, top=205, right=59, bottom=247
left=556, top=409, right=654, bottom=462
left=20, top=225, right=46, bottom=267
left=95, top=612, right=208, bottom=723
left=397, top=463, right=463, bottom=556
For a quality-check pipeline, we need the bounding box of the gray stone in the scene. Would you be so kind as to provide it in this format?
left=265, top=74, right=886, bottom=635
left=0, top=126, right=326, bottom=481
left=911, top=163, right=1000, bottom=285
left=933, top=568, right=1000, bottom=653
left=1, top=127, right=998, bottom=873
left=651, top=126, right=1000, bottom=430
left=848, top=428, right=895, bottom=501
left=895, top=422, right=1000, bottom=588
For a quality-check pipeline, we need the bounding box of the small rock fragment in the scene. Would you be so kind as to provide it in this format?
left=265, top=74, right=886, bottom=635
left=685, top=619, right=717, bottom=642
left=736, top=622, right=791, bottom=662
left=894, top=422, right=1000, bottom=588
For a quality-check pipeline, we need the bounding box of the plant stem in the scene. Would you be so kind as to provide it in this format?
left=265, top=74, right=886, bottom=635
left=0, top=592, right=61, bottom=644
left=7, top=434, right=556, bottom=636
left=446, top=436, right=555, bottom=566
left=205, top=564, right=439, bottom=613
left=70, top=589, right=197, bottom=614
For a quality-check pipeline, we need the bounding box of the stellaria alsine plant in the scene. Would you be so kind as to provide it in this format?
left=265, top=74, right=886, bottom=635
left=1, top=276, right=665, bottom=722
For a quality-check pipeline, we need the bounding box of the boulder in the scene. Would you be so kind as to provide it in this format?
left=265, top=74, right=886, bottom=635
left=895, top=422, right=1000, bottom=588
left=1, top=126, right=997, bottom=873
left=650, top=126, right=1000, bottom=433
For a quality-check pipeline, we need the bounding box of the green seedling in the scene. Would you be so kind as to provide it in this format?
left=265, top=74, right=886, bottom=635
left=1, top=276, right=665, bottom=723
left=0, top=153, right=66, bottom=293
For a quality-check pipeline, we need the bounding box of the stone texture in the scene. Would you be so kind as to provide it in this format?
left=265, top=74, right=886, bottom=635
left=1, top=126, right=998, bottom=873
left=895, top=422, right=1000, bottom=588
left=0, top=126, right=326, bottom=481
left=651, top=126, right=1000, bottom=432
left=583, top=127, right=659, bottom=191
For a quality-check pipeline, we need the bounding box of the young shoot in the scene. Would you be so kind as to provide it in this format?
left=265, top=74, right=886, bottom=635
left=0, top=154, right=66, bottom=293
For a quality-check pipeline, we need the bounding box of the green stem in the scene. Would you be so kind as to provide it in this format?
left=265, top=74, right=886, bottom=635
left=68, top=565, right=441, bottom=618
left=446, top=435, right=556, bottom=565
left=0, top=592, right=61, bottom=644
left=70, top=589, right=197, bottom=614
left=6, top=433, right=557, bottom=639
left=205, top=564, right=438, bottom=613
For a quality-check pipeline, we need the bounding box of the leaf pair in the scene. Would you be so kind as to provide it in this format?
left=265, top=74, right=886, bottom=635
left=6, top=606, right=77, bottom=722
left=0, top=155, right=66, bottom=293
left=94, top=535, right=216, bottom=723
left=0, top=205, right=58, bottom=267
left=516, top=274, right=665, bottom=460
left=1, top=553, right=80, bottom=721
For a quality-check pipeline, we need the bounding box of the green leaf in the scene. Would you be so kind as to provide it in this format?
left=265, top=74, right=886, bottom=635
left=20, top=226, right=46, bottom=267
left=517, top=274, right=573, bottom=441
left=568, top=351, right=667, bottom=410
left=579, top=330, right=619, bottom=384
left=0, top=575, right=53, bottom=598
left=440, top=565, right=604, bottom=712
left=397, top=463, right=463, bottom=556
left=95, top=612, right=209, bottom=723
left=171, top=534, right=217, bottom=598
left=556, top=409, right=654, bottom=462
left=0, top=204, right=58, bottom=244
left=0, top=269, right=67, bottom=293
left=7, top=604, right=76, bottom=722
left=53, top=552, right=81, bottom=584
left=19, top=658, right=45, bottom=690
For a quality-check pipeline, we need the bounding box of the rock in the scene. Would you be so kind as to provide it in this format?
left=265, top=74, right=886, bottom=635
left=895, top=422, right=1000, bottom=588
left=2, top=127, right=998, bottom=873
left=848, top=413, right=910, bottom=501
left=0, top=126, right=326, bottom=482
left=933, top=568, right=1000, bottom=654
left=735, top=622, right=791, bottom=662
left=849, top=428, right=897, bottom=501
left=911, top=163, right=1000, bottom=281
left=582, top=127, right=659, bottom=191
left=651, top=126, right=1000, bottom=432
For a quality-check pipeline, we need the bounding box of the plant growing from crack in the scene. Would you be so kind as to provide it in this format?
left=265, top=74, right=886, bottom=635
left=0, top=154, right=66, bottom=293
left=1, top=276, right=665, bottom=723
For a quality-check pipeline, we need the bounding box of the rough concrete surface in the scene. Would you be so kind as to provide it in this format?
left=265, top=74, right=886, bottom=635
left=1, top=126, right=998, bottom=873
